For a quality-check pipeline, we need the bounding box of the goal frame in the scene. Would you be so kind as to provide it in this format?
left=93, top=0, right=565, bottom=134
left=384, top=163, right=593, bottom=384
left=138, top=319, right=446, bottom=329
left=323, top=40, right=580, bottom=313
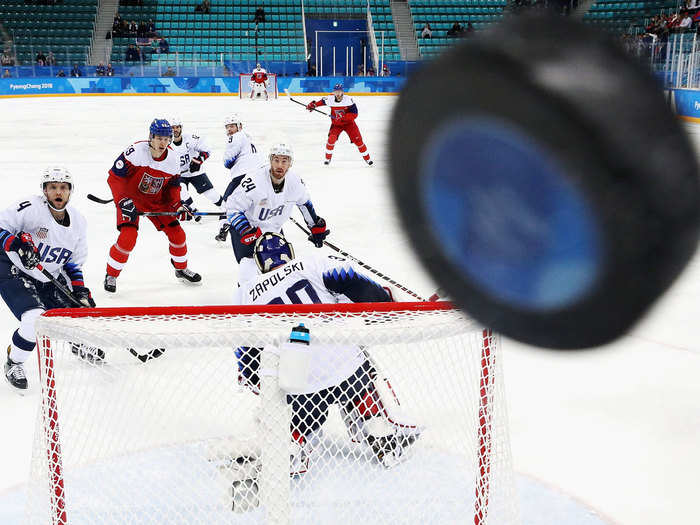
left=238, top=72, right=278, bottom=99
left=35, top=302, right=502, bottom=525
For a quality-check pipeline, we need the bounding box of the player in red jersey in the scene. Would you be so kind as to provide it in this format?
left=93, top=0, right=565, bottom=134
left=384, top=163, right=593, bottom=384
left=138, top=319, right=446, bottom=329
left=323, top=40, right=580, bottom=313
left=250, top=63, right=269, bottom=100
left=103, top=118, right=202, bottom=293
left=306, top=83, right=372, bottom=166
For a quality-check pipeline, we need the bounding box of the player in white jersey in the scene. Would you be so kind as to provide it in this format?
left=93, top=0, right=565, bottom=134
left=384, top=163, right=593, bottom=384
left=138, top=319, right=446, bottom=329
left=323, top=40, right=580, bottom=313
left=170, top=117, right=223, bottom=222
left=222, top=143, right=329, bottom=284
left=215, top=114, right=266, bottom=242
left=0, top=167, right=98, bottom=390
left=249, top=63, right=269, bottom=100
left=233, top=233, right=420, bottom=476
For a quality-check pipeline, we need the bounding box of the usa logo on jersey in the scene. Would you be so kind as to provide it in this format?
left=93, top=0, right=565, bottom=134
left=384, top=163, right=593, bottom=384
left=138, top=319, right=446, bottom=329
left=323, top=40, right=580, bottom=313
left=138, top=172, right=165, bottom=194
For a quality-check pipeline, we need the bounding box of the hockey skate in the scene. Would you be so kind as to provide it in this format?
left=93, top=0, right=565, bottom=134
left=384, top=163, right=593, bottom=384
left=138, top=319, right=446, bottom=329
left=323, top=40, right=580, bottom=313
left=5, top=354, right=28, bottom=390
left=366, top=159, right=373, bottom=166
left=104, top=274, right=117, bottom=293
left=215, top=223, right=230, bottom=242
left=71, top=343, right=105, bottom=363
left=367, top=428, right=420, bottom=469
left=323, top=159, right=331, bottom=166
left=175, top=267, right=202, bottom=284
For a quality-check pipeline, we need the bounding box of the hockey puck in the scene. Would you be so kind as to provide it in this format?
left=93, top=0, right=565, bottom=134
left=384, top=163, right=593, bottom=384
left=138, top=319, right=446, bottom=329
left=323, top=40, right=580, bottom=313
left=390, top=15, right=700, bottom=349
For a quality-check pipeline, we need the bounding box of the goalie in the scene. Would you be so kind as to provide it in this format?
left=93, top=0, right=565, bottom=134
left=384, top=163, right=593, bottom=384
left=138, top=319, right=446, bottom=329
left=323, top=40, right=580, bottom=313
left=249, top=63, right=270, bottom=100
left=233, top=233, right=421, bottom=476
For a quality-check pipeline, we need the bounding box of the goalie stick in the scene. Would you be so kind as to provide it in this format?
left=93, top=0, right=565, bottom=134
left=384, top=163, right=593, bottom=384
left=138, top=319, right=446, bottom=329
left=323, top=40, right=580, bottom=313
left=289, top=217, right=428, bottom=301
left=284, top=89, right=329, bottom=117
left=86, top=194, right=221, bottom=217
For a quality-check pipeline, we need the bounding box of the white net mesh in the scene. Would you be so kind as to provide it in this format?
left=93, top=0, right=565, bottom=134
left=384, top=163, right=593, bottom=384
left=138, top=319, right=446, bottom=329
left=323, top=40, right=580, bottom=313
left=28, top=303, right=518, bottom=525
left=238, top=74, right=278, bottom=99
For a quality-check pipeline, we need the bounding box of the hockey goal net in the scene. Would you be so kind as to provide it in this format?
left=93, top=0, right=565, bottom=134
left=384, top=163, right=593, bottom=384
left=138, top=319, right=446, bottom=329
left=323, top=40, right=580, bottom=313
left=28, top=302, right=518, bottom=525
left=239, top=73, right=278, bottom=99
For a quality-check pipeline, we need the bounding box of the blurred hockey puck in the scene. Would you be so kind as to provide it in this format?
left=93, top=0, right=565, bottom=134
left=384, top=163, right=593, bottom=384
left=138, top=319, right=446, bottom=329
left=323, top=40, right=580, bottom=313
left=390, top=15, right=700, bottom=349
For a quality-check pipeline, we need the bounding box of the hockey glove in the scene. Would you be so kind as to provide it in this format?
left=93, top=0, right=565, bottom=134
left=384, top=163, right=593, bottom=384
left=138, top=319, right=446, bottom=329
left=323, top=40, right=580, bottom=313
left=73, top=285, right=96, bottom=308
left=176, top=201, right=197, bottom=222
left=307, top=217, right=329, bottom=248
left=239, top=225, right=262, bottom=245
left=306, top=101, right=317, bottom=111
left=189, top=156, right=204, bottom=172
left=10, top=232, right=40, bottom=270
left=118, top=198, right=139, bottom=222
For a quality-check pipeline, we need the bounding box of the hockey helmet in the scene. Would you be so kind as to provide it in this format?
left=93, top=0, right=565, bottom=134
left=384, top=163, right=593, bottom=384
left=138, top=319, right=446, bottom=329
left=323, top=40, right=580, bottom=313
left=269, top=143, right=294, bottom=166
left=333, top=83, right=343, bottom=92
left=169, top=116, right=183, bottom=127
left=254, top=232, right=295, bottom=273
left=149, top=118, right=173, bottom=139
left=224, top=114, right=243, bottom=133
left=41, top=166, right=74, bottom=205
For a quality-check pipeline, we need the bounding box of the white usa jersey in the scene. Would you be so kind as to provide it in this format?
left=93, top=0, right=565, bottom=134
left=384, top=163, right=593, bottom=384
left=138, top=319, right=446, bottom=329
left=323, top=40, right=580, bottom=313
left=224, top=164, right=313, bottom=232
left=234, top=253, right=375, bottom=391
left=0, top=195, right=88, bottom=283
left=223, top=131, right=264, bottom=179
left=170, top=132, right=211, bottom=178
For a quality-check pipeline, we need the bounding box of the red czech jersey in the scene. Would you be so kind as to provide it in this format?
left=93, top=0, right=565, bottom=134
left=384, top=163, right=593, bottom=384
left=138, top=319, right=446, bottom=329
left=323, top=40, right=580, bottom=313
left=107, top=140, right=181, bottom=212
left=314, top=94, right=358, bottom=125
left=252, top=70, right=268, bottom=84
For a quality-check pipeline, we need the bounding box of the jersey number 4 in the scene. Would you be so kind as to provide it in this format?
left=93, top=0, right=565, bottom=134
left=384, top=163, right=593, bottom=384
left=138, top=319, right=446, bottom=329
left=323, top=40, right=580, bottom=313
left=267, top=279, right=321, bottom=304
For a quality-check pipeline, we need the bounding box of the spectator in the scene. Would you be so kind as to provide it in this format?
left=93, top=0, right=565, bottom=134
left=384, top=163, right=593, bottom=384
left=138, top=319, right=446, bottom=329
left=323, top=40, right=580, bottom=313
left=36, top=51, right=47, bottom=66
left=106, top=63, right=114, bottom=76
left=356, top=63, right=365, bottom=76
left=447, top=21, right=463, bottom=37
left=2, top=69, right=11, bottom=78
left=96, top=61, right=106, bottom=76
left=195, top=0, right=210, bottom=13
left=466, top=22, right=475, bottom=35
left=1, top=51, right=14, bottom=67
left=254, top=5, right=266, bottom=24
left=56, top=69, right=66, bottom=77
left=46, top=51, right=56, bottom=66
left=125, top=44, right=141, bottom=62
left=158, top=38, right=170, bottom=54
left=147, top=18, right=156, bottom=35
left=421, top=23, right=433, bottom=39
left=128, top=20, right=137, bottom=35
left=137, top=20, right=147, bottom=38
left=679, top=10, right=693, bottom=30
left=163, top=66, right=176, bottom=77
left=367, top=65, right=376, bottom=76
left=381, top=63, right=391, bottom=77
left=306, top=63, right=317, bottom=76
left=70, top=64, right=82, bottom=77
left=113, top=12, right=122, bottom=36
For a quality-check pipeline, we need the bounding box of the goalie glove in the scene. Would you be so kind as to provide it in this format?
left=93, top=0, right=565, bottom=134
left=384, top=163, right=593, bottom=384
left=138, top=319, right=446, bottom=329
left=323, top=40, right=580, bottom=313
left=307, top=217, right=329, bottom=248
left=72, top=285, right=96, bottom=308
left=306, top=101, right=317, bottom=111
left=239, top=225, right=262, bottom=245
left=10, top=232, right=40, bottom=270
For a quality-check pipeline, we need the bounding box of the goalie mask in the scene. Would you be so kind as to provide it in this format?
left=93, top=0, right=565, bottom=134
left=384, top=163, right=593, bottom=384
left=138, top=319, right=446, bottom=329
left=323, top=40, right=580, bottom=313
left=254, top=232, right=295, bottom=273
left=40, top=166, right=74, bottom=207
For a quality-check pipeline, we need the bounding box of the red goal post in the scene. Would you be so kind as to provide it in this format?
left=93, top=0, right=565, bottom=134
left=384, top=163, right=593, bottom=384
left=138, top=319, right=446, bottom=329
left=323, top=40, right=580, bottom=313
left=239, top=73, right=278, bottom=99
left=29, top=302, right=518, bottom=525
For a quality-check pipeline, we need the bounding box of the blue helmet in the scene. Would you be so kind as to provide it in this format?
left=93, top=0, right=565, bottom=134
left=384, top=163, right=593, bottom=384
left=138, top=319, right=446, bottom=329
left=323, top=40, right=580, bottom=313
left=149, top=118, right=172, bottom=139
left=333, top=83, right=343, bottom=92
left=254, top=232, right=295, bottom=273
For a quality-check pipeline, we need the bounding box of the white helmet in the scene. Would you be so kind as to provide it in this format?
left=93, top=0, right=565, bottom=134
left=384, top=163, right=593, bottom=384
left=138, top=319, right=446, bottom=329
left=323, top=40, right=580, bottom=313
left=269, top=143, right=294, bottom=166
left=170, top=116, right=183, bottom=127
left=224, top=114, right=243, bottom=131
left=40, top=166, right=74, bottom=206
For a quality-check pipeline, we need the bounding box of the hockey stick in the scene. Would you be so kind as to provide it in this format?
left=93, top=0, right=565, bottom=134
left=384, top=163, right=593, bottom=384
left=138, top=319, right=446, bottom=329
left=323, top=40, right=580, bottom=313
left=86, top=196, right=220, bottom=217
left=284, top=88, right=330, bottom=117
left=289, top=217, right=427, bottom=301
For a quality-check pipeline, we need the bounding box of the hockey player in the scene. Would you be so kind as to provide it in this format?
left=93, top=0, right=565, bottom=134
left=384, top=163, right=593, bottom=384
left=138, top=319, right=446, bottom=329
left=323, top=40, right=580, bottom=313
left=104, top=118, right=201, bottom=293
left=249, top=63, right=269, bottom=100
left=306, top=83, right=373, bottom=166
left=0, top=167, right=97, bottom=390
left=216, top=114, right=265, bottom=243
left=170, top=116, right=223, bottom=222
left=233, top=232, right=420, bottom=475
left=223, top=143, right=329, bottom=285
